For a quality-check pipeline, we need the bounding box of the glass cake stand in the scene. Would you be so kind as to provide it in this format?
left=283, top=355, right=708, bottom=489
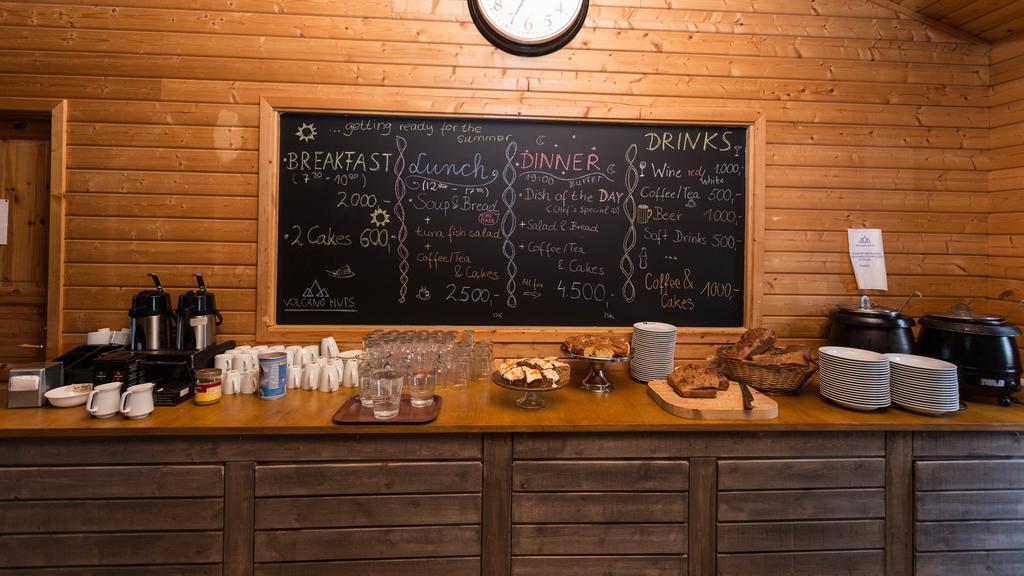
left=561, top=344, right=631, bottom=393
left=491, top=371, right=569, bottom=409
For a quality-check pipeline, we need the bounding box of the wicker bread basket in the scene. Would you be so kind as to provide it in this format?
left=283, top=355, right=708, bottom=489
left=713, top=346, right=818, bottom=396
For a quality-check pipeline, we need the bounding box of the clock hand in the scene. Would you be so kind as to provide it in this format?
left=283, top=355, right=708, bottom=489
left=509, top=0, right=526, bottom=24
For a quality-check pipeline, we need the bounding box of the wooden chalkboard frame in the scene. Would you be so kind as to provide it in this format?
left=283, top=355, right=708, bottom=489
left=257, top=96, right=766, bottom=352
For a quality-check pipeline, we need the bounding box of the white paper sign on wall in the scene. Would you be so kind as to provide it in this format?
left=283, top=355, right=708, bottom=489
left=0, top=199, right=8, bottom=246
left=848, top=228, right=888, bottom=291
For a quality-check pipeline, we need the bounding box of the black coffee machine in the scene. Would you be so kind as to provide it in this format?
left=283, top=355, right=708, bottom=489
left=129, top=273, right=176, bottom=351
left=176, top=274, right=223, bottom=351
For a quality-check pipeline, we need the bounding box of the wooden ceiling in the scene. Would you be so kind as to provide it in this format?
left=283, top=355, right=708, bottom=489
left=891, top=0, right=1024, bottom=42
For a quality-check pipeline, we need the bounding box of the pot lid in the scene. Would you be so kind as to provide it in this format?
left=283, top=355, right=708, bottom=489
left=925, top=302, right=1005, bottom=325
left=835, top=295, right=901, bottom=318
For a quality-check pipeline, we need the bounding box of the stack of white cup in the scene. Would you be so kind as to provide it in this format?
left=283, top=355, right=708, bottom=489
left=215, top=338, right=360, bottom=396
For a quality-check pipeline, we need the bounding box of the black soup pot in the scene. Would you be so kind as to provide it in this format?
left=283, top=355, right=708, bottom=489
left=828, top=295, right=916, bottom=354
left=917, top=303, right=1022, bottom=405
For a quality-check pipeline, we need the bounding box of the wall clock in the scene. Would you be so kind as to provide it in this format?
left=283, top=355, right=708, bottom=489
left=469, top=0, right=589, bottom=57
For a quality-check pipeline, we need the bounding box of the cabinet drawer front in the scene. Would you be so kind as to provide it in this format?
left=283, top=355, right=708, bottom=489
left=512, top=555, right=686, bottom=576
left=0, top=465, right=224, bottom=499
left=915, top=551, right=1024, bottom=576
left=917, top=490, right=1024, bottom=521
left=0, top=532, right=222, bottom=568
left=718, top=550, right=883, bottom=576
left=513, top=523, right=688, bottom=555
left=256, top=461, right=482, bottom=496
left=916, top=460, right=1024, bottom=491
left=256, top=494, right=481, bottom=529
left=254, top=558, right=481, bottom=576
left=514, top=460, right=687, bottom=491
left=0, top=499, right=223, bottom=533
left=255, top=526, right=480, bottom=563
left=916, top=520, right=1024, bottom=552
left=514, top=492, right=686, bottom=523
left=718, top=458, right=885, bottom=490
left=719, top=489, right=885, bottom=522
left=718, top=520, right=884, bottom=553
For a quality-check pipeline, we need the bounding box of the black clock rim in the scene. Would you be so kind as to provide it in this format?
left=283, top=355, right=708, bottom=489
left=468, top=0, right=589, bottom=57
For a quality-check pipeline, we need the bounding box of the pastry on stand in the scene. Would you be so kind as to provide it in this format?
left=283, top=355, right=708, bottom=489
left=562, top=334, right=632, bottom=393
left=493, top=358, right=571, bottom=409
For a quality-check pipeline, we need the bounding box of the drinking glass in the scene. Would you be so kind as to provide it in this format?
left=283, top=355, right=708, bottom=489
left=449, top=350, right=471, bottom=390
left=472, top=340, right=493, bottom=382
left=408, top=351, right=437, bottom=408
left=371, top=368, right=404, bottom=420
left=358, top=352, right=388, bottom=408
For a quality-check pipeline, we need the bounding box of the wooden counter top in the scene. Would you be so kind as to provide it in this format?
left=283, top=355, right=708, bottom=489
left=3, top=363, right=1024, bottom=436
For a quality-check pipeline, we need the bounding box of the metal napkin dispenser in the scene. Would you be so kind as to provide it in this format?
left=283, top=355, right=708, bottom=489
left=7, top=362, right=63, bottom=408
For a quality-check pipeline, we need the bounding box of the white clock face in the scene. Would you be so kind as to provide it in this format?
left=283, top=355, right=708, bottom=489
left=477, top=0, right=585, bottom=45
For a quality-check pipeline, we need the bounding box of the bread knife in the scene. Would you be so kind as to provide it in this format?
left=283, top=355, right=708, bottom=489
left=738, top=381, right=754, bottom=411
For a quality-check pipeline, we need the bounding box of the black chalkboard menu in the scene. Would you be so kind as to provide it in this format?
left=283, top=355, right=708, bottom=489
left=276, top=113, right=747, bottom=327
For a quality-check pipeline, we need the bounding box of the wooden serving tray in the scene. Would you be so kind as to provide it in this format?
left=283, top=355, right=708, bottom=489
left=332, top=395, right=442, bottom=424
left=647, top=380, right=778, bottom=420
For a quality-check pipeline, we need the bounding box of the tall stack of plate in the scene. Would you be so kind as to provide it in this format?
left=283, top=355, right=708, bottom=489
left=630, top=322, right=677, bottom=382
left=818, top=346, right=891, bottom=411
left=884, top=354, right=960, bottom=416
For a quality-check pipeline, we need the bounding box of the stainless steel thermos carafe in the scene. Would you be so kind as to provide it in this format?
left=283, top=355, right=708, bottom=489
left=175, top=273, right=223, bottom=351
left=128, top=273, right=175, bottom=351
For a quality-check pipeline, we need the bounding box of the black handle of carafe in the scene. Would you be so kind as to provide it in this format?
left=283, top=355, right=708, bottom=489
left=175, top=306, right=192, bottom=350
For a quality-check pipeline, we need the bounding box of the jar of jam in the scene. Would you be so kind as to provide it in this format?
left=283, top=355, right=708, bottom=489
left=194, top=368, right=223, bottom=405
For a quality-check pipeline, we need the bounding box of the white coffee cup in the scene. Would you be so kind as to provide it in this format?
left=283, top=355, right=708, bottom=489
left=319, top=364, right=340, bottom=393
left=86, top=382, right=123, bottom=419
left=252, top=345, right=270, bottom=354
left=321, top=337, right=339, bottom=360
left=287, top=365, right=304, bottom=389
left=110, top=328, right=130, bottom=345
left=343, top=358, right=359, bottom=388
left=223, top=370, right=242, bottom=395
left=86, top=331, right=111, bottom=345
left=241, top=368, right=259, bottom=394
left=286, top=345, right=304, bottom=366
left=119, top=382, right=155, bottom=420
left=235, top=345, right=252, bottom=352
left=304, top=363, right=321, bottom=391
left=230, top=354, right=251, bottom=371
left=303, top=345, right=320, bottom=363
left=214, top=354, right=233, bottom=373
left=269, top=345, right=286, bottom=352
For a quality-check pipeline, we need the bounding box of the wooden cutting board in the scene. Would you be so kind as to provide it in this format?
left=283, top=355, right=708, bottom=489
left=647, top=379, right=779, bottom=420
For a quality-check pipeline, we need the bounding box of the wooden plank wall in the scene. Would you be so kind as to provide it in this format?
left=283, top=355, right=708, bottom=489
left=989, top=34, right=1024, bottom=353
left=0, top=0, right=994, bottom=355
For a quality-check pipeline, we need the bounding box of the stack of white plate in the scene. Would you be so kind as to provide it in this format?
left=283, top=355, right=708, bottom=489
left=630, top=322, right=677, bottom=382
left=818, top=346, right=891, bottom=411
left=885, top=354, right=960, bottom=416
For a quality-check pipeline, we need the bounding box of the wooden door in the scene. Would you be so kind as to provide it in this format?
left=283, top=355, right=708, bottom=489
left=0, top=119, right=51, bottom=381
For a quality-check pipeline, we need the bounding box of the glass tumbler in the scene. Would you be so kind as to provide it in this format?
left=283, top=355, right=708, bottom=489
left=358, top=353, right=387, bottom=408
left=371, top=368, right=404, bottom=420
left=449, top=350, right=471, bottom=390
left=408, top=352, right=437, bottom=408
left=472, top=341, right=493, bottom=382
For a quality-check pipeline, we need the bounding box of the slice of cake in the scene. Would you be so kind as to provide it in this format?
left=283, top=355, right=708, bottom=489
left=498, top=357, right=571, bottom=389
left=667, top=364, right=727, bottom=398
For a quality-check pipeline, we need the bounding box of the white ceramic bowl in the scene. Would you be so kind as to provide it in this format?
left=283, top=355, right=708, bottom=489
left=44, top=384, right=93, bottom=407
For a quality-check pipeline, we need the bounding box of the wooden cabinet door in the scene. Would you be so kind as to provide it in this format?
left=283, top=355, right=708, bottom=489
left=253, top=461, right=484, bottom=576
left=717, top=457, right=887, bottom=576
left=0, top=134, right=50, bottom=381
left=0, top=464, right=225, bottom=574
